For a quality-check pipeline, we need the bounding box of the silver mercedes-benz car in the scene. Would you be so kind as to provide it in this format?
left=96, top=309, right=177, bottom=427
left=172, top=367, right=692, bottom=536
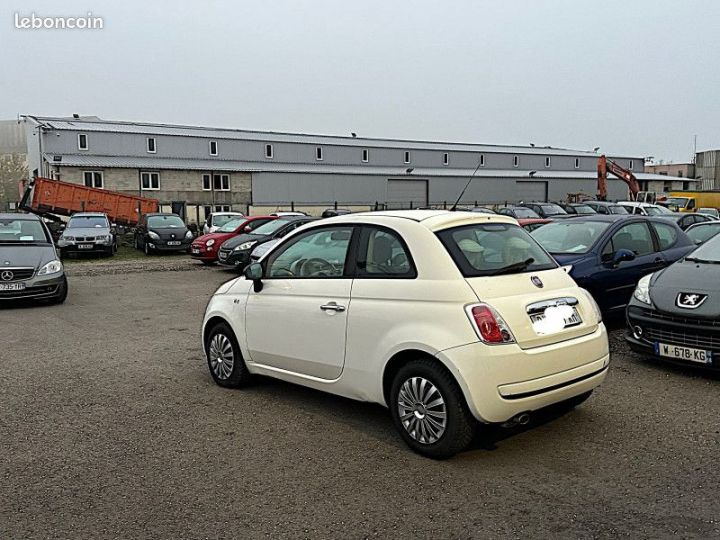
left=0, top=213, right=68, bottom=304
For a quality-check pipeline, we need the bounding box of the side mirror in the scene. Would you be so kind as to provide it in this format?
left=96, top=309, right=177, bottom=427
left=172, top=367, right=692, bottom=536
left=613, top=249, right=635, bottom=266
left=244, top=262, right=264, bottom=292
left=244, top=225, right=252, bottom=232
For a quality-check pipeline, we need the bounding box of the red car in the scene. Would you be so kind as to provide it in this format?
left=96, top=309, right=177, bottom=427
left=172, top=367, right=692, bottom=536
left=517, top=218, right=552, bottom=232
left=190, top=215, right=277, bottom=264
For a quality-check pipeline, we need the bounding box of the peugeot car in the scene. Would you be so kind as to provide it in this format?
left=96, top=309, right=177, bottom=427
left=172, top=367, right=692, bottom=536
left=626, top=234, right=720, bottom=370
left=0, top=213, right=67, bottom=304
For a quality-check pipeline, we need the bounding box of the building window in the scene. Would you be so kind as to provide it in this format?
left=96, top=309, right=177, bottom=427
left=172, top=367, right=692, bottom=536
left=629, top=160, right=634, bottom=170
left=213, top=174, right=230, bottom=191
left=443, top=153, right=449, bottom=166
left=574, top=158, right=580, bottom=169
left=677, top=170, right=683, bottom=177
left=83, top=171, right=103, bottom=189
left=479, top=154, right=485, bottom=166
left=362, top=149, right=369, bottom=163
left=209, top=141, right=218, bottom=156
left=316, top=147, right=323, bottom=161
left=404, top=151, right=410, bottom=164
left=214, top=205, right=232, bottom=212
left=147, top=137, right=156, bottom=153
left=202, top=174, right=211, bottom=191
left=265, top=144, right=273, bottom=159
left=545, top=156, right=551, bottom=168
left=78, top=134, right=88, bottom=150
left=140, top=171, right=160, bottom=191
left=513, top=155, right=519, bottom=167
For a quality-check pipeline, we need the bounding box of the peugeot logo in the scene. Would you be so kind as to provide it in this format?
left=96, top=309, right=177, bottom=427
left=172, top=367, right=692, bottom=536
left=676, top=292, right=708, bottom=309
left=531, top=276, right=544, bottom=288
left=1, top=270, right=14, bottom=281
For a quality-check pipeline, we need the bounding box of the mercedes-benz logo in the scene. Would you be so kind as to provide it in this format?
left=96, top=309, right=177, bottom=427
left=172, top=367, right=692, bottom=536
left=1, top=270, right=14, bottom=281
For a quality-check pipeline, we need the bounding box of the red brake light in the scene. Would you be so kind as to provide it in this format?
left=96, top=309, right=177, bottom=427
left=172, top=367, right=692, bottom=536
left=468, top=304, right=514, bottom=344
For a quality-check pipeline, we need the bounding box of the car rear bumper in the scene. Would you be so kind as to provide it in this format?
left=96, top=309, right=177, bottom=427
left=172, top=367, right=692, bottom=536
left=0, top=274, right=66, bottom=301
left=437, top=324, right=609, bottom=423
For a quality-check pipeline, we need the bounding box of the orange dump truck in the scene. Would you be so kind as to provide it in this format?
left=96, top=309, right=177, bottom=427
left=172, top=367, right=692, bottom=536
left=19, top=177, right=159, bottom=227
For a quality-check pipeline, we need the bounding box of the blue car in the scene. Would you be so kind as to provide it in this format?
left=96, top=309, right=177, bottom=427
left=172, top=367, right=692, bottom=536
left=531, top=215, right=695, bottom=312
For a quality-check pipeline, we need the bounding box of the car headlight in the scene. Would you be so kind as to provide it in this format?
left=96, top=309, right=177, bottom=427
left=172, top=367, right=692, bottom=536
left=148, top=231, right=160, bottom=240
left=633, top=273, right=653, bottom=305
left=62, top=236, right=75, bottom=242
left=237, top=241, right=257, bottom=251
left=37, top=259, right=63, bottom=276
left=185, top=230, right=193, bottom=240
left=95, top=235, right=111, bottom=243
left=205, top=239, right=216, bottom=247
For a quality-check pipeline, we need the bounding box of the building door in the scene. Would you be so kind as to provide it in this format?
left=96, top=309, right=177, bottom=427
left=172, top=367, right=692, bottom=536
left=386, top=179, right=428, bottom=209
left=171, top=201, right=186, bottom=220
left=515, top=180, right=548, bottom=202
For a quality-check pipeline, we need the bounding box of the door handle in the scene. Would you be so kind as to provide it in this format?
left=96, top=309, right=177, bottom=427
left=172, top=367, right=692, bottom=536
left=654, top=257, right=663, bottom=263
left=320, top=302, right=346, bottom=312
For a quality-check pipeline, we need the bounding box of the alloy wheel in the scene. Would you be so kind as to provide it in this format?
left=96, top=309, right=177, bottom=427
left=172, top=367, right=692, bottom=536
left=397, top=376, right=447, bottom=444
left=209, top=333, right=234, bottom=380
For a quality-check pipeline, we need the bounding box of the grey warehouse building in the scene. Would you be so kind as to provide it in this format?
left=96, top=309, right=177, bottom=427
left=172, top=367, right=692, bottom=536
left=21, top=115, right=679, bottom=224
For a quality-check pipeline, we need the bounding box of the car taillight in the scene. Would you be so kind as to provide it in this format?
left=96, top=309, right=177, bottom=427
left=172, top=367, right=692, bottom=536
left=466, top=303, right=515, bottom=344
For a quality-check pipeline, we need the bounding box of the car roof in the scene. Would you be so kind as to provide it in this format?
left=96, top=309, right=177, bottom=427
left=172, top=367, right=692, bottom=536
left=548, top=214, right=629, bottom=223
left=319, top=209, right=517, bottom=231
left=211, top=211, right=244, bottom=215
left=71, top=212, right=107, bottom=217
left=146, top=212, right=180, bottom=217
left=0, top=213, right=40, bottom=220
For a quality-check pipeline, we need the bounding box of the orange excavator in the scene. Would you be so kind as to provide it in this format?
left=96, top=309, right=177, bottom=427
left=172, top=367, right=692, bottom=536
left=597, top=155, right=640, bottom=201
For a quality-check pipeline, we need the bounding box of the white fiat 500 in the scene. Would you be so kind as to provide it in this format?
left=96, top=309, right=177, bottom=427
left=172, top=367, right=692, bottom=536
left=202, top=211, right=609, bottom=458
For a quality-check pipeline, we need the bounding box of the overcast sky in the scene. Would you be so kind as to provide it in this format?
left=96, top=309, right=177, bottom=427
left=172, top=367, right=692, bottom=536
left=2, top=0, right=718, bottom=162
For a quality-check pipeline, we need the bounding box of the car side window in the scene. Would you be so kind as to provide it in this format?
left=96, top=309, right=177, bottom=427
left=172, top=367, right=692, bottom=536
left=266, top=227, right=353, bottom=278
left=650, top=222, right=678, bottom=250
left=356, top=227, right=416, bottom=278
left=602, top=222, right=654, bottom=260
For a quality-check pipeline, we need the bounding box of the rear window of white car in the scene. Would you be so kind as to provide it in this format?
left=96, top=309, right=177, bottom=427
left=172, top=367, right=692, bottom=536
left=437, top=223, right=557, bottom=277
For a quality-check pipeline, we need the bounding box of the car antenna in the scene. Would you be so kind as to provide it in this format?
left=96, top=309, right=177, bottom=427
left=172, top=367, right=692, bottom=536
left=450, top=158, right=484, bottom=211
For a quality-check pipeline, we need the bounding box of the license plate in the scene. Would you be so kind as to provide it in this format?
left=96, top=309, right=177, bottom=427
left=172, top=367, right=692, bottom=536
left=531, top=305, right=582, bottom=335
left=0, top=282, right=25, bottom=291
left=167, top=241, right=181, bottom=246
left=78, top=243, right=93, bottom=250
left=191, top=247, right=200, bottom=254
left=654, top=342, right=712, bottom=364
left=218, top=252, right=227, bottom=260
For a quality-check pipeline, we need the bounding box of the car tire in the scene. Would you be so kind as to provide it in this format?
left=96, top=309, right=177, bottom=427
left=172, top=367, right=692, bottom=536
left=205, top=321, right=251, bottom=388
left=49, top=276, right=68, bottom=305
left=144, top=241, right=152, bottom=256
left=390, top=359, right=475, bottom=459
left=134, top=235, right=139, bottom=250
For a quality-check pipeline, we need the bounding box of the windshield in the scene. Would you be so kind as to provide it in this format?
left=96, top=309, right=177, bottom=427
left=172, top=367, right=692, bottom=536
left=217, top=218, right=246, bottom=233
left=513, top=207, right=540, bottom=218
left=644, top=206, right=667, bottom=216
left=148, top=215, right=185, bottom=228
left=540, top=204, right=567, bottom=216
left=212, top=214, right=242, bottom=227
left=68, top=215, right=108, bottom=228
left=686, top=224, right=720, bottom=245
left=686, top=233, right=720, bottom=263
left=665, top=197, right=690, bottom=209
left=531, top=221, right=610, bottom=254
left=437, top=223, right=557, bottom=277
left=609, top=205, right=629, bottom=215
left=0, top=218, right=50, bottom=243
left=251, top=218, right=292, bottom=235
left=572, top=205, right=596, bottom=215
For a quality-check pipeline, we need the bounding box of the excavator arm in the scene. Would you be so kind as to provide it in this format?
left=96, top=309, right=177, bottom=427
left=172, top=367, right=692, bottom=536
left=597, top=155, right=640, bottom=201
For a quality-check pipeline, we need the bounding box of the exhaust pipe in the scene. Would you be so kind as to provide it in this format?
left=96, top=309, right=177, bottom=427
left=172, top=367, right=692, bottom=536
left=502, top=412, right=531, bottom=428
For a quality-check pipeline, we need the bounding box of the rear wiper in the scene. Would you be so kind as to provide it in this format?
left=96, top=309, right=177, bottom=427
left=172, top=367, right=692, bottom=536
left=487, top=257, right=535, bottom=276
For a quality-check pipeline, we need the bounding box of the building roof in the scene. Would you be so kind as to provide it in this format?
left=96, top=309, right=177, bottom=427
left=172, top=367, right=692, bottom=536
left=26, top=115, right=633, bottom=158
left=44, top=153, right=691, bottom=182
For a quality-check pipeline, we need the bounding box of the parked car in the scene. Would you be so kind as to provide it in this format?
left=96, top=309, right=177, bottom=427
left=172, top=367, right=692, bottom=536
left=517, top=218, right=552, bottom=232
left=470, top=206, right=497, bottom=214
left=202, top=210, right=609, bottom=458
left=321, top=208, right=352, bottom=218
left=497, top=206, right=541, bottom=219
left=271, top=211, right=307, bottom=217
left=202, top=212, right=245, bottom=235
left=134, top=213, right=193, bottom=255
left=617, top=201, right=674, bottom=216
left=531, top=215, right=695, bottom=312
left=560, top=203, right=597, bottom=215
left=0, top=213, right=67, bottom=303
left=191, top=216, right=277, bottom=264
left=626, top=234, right=720, bottom=370
left=57, top=212, right=116, bottom=257
left=518, top=202, right=571, bottom=219
left=685, top=221, right=720, bottom=245
left=697, top=207, right=719, bottom=219
left=217, top=216, right=318, bottom=270
left=657, top=212, right=715, bottom=231
left=584, top=201, right=629, bottom=215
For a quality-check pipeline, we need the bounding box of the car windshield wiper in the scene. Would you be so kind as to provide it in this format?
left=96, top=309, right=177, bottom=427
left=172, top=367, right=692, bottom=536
left=685, top=256, right=720, bottom=265
left=486, top=257, right=536, bottom=276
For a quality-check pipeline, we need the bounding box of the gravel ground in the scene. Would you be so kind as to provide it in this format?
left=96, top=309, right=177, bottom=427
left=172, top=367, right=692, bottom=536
left=1, top=266, right=718, bottom=539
